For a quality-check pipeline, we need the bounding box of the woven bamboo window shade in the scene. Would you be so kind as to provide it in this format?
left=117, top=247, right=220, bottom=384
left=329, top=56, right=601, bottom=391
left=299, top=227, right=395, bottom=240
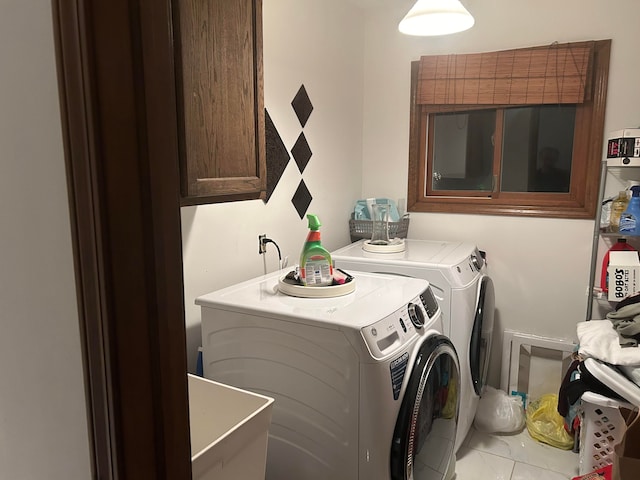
left=416, top=41, right=594, bottom=108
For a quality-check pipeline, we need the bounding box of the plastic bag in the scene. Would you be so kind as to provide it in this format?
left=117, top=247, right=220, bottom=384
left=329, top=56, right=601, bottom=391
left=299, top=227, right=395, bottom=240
left=526, top=394, right=574, bottom=450
left=473, top=386, right=526, bottom=433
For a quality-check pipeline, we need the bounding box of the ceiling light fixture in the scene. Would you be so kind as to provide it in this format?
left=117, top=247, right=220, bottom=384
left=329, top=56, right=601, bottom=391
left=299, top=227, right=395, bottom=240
left=399, top=0, right=475, bottom=36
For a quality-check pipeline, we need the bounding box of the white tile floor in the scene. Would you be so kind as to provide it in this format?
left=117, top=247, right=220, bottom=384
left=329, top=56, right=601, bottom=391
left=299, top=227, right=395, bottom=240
left=454, top=427, right=580, bottom=480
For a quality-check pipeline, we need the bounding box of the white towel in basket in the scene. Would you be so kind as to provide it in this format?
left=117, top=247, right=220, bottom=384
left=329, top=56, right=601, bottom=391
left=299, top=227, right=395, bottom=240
left=578, top=320, right=640, bottom=366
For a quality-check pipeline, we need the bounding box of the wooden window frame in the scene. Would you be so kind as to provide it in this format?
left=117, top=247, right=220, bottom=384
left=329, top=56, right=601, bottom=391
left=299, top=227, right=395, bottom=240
left=407, top=40, right=611, bottom=219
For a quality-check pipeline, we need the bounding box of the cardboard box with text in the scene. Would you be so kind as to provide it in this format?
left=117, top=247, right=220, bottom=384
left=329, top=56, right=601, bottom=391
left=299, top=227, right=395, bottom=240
left=607, top=250, right=640, bottom=301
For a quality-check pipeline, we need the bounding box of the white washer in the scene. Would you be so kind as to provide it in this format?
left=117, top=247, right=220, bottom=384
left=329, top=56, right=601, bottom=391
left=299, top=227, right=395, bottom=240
left=197, top=269, right=460, bottom=480
left=332, top=239, right=495, bottom=453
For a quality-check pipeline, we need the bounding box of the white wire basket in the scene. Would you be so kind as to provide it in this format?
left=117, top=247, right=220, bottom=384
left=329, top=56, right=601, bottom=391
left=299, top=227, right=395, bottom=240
left=348, top=214, right=410, bottom=243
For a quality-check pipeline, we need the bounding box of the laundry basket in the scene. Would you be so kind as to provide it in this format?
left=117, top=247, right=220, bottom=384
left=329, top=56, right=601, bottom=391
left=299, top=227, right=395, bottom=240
left=349, top=214, right=410, bottom=243
left=578, top=391, right=633, bottom=475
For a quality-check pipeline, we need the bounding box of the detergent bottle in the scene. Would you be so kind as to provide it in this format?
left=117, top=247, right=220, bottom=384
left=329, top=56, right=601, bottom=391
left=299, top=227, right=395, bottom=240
left=619, top=185, right=640, bottom=235
left=299, top=214, right=333, bottom=286
left=600, top=238, right=637, bottom=294
left=609, top=190, right=630, bottom=233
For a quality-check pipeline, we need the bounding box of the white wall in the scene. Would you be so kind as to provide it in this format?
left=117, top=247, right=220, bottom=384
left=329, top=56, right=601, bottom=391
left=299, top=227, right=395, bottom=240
left=360, top=0, right=640, bottom=385
left=0, top=1, right=91, bottom=479
left=181, top=0, right=366, bottom=372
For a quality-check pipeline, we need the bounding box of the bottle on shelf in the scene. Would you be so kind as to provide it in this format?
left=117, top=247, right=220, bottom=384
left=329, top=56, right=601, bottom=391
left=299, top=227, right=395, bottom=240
left=619, top=186, right=640, bottom=235
left=609, top=190, right=630, bottom=233
left=600, top=238, right=638, bottom=294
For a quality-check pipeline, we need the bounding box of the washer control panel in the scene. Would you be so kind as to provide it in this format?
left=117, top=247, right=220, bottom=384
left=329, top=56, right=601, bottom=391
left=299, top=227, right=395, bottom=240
left=449, top=247, right=485, bottom=286
left=360, top=286, right=441, bottom=360
left=420, top=286, right=440, bottom=318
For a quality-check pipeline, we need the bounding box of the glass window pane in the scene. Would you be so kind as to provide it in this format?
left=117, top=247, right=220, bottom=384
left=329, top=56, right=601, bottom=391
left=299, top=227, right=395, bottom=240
left=432, top=110, right=496, bottom=192
left=501, top=105, right=576, bottom=193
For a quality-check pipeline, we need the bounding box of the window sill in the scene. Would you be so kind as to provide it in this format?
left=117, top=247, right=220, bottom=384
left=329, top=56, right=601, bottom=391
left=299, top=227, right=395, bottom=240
left=408, top=197, right=595, bottom=219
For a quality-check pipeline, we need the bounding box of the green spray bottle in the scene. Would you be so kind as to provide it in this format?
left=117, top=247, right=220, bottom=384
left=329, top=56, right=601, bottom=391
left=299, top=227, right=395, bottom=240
left=300, top=214, right=333, bottom=286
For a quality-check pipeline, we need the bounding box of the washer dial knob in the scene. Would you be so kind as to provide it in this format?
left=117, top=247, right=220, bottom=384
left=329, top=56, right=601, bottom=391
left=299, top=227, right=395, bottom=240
left=471, top=253, right=484, bottom=271
left=407, top=302, right=424, bottom=329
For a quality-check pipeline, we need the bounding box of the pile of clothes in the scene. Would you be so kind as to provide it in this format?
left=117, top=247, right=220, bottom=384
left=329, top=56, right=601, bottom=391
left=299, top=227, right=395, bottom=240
left=558, top=296, right=640, bottom=448
left=578, top=293, right=640, bottom=383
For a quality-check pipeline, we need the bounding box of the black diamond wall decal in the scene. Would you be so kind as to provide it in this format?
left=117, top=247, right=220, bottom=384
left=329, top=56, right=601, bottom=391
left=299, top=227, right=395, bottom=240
left=291, top=132, right=312, bottom=173
left=291, top=84, right=313, bottom=128
left=292, top=180, right=312, bottom=219
left=264, top=109, right=290, bottom=203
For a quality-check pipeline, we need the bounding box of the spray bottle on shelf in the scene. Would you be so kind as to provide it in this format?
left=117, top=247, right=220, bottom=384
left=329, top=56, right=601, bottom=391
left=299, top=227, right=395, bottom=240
left=619, top=186, right=640, bottom=235
left=600, top=238, right=637, bottom=294
left=299, top=214, right=333, bottom=287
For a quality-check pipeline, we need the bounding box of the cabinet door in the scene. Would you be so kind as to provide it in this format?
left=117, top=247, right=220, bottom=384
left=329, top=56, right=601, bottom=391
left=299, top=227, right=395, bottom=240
left=175, top=0, right=265, bottom=205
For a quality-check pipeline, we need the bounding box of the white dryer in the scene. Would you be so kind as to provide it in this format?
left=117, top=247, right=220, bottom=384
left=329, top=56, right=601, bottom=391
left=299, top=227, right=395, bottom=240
left=332, top=239, right=495, bottom=453
left=197, top=269, right=460, bottom=480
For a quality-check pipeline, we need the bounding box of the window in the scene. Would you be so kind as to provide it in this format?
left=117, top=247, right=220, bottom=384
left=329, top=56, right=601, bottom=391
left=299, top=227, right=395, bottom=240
left=407, top=40, right=611, bottom=218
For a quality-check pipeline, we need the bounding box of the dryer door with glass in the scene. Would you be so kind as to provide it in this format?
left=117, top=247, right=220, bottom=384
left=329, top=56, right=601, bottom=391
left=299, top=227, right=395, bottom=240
left=390, top=334, right=460, bottom=480
left=469, top=275, right=496, bottom=395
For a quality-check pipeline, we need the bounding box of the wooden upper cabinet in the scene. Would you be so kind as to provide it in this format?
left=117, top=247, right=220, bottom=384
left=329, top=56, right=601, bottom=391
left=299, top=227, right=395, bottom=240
left=174, top=0, right=266, bottom=205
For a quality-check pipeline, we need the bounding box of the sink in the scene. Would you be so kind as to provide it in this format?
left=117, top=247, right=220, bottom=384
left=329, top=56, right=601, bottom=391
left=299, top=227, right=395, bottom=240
left=188, top=374, right=274, bottom=480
